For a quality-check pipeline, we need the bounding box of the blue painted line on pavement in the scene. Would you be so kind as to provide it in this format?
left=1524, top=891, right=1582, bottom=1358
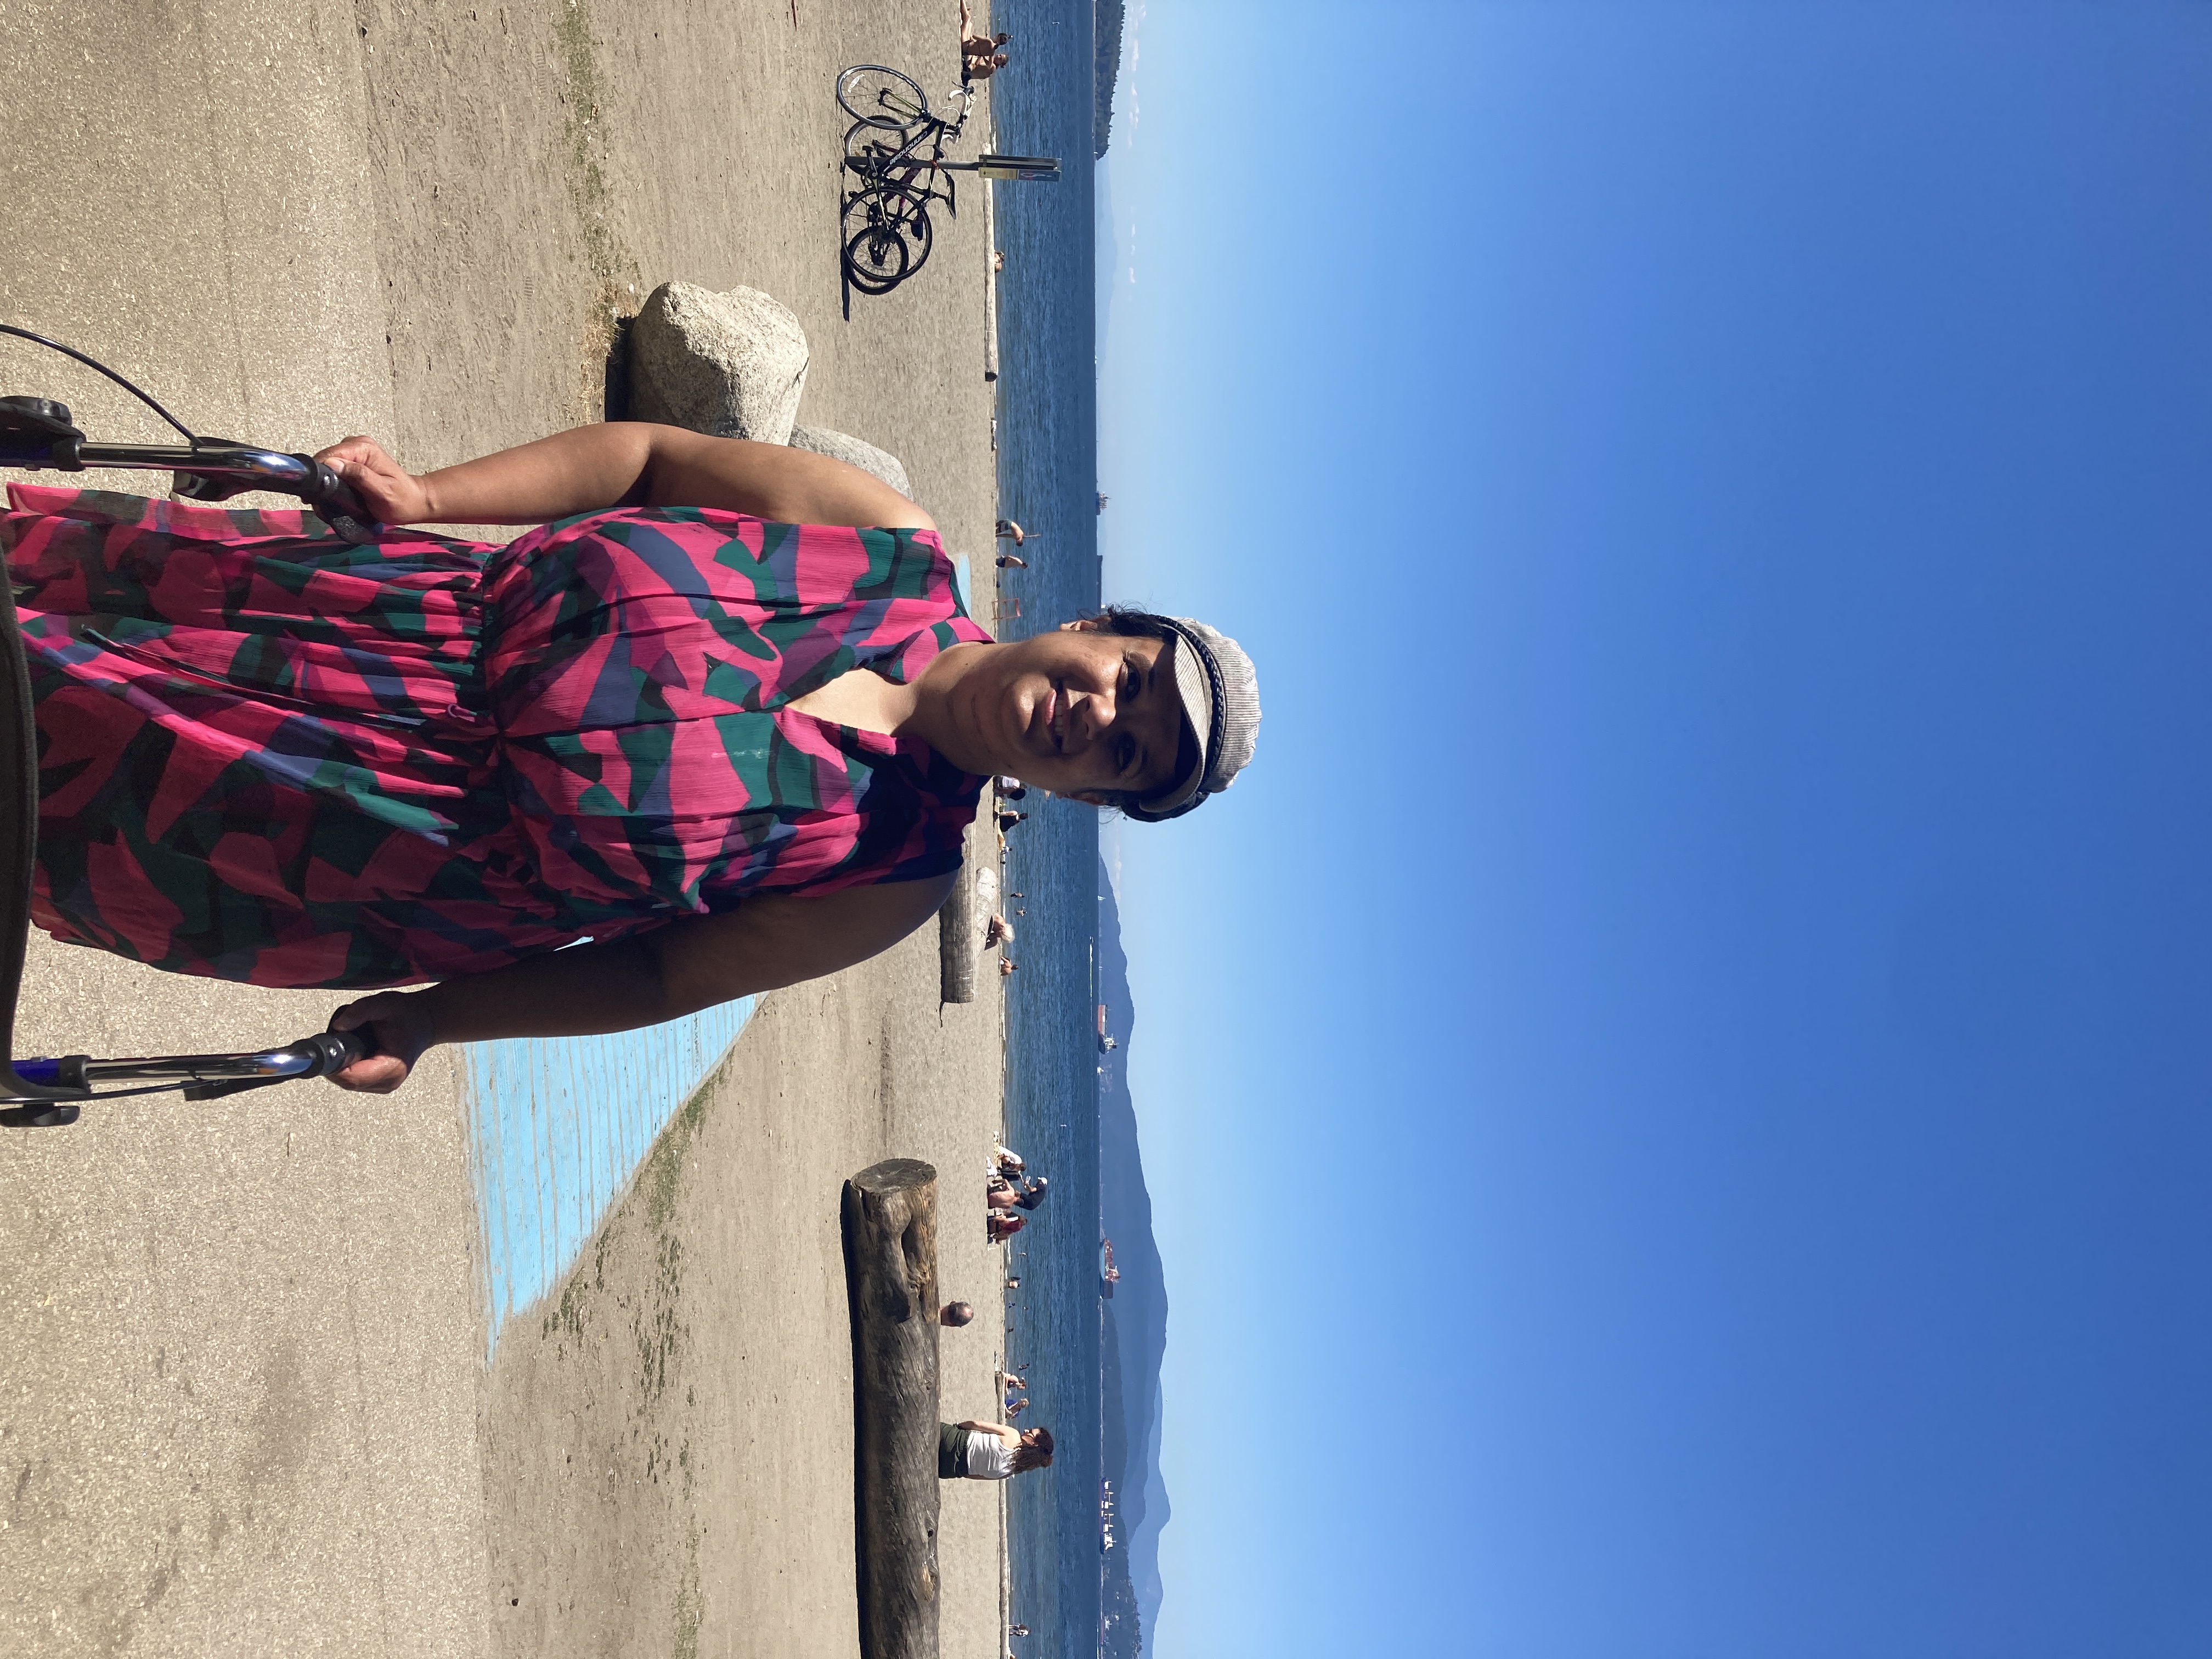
left=460, top=998, right=755, bottom=1352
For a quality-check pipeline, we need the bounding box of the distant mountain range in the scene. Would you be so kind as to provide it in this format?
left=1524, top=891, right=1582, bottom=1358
left=1094, top=0, right=1126, bottom=159
left=1097, top=861, right=1167, bottom=1651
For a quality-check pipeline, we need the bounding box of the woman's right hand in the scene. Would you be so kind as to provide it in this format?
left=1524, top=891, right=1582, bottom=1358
left=327, top=989, right=437, bottom=1093
left=312, top=436, right=434, bottom=524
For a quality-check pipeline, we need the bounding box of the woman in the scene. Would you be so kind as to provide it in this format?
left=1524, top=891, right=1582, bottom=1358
left=4, top=422, right=1260, bottom=1093
left=939, top=1418, right=1050, bottom=1481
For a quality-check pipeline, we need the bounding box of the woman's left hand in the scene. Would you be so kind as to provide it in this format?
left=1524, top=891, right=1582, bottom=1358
left=327, top=990, right=437, bottom=1093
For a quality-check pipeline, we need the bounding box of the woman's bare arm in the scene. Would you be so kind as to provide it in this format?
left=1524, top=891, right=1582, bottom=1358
left=328, top=872, right=955, bottom=1092
left=956, top=1420, right=1020, bottom=1443
left=315, top=423, right=933, bottom=533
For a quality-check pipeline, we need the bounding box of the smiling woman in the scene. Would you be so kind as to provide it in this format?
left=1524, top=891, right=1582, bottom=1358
left=1, top=422, right=1260, bottom=1092
left=797, top=608, right=1215, bottom=812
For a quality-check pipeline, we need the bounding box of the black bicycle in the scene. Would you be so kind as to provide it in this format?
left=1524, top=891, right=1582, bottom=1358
left=0, top=326, right=379, bottom=1127
left=834, top=65, right=1062, bottom=296
left=837, top=66, right=972, bottom=294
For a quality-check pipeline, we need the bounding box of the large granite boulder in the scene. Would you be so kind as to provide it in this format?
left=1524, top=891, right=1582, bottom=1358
left=627, top=281, right=809, bottom=444
left=788, top=425, right=912, bottom=498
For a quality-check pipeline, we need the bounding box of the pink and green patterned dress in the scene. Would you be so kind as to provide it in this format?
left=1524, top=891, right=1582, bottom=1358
left=3, top=486, right=992, bottom=989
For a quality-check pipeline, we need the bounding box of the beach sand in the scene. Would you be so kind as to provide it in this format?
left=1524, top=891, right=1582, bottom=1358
left=0, top=1, right=1009, bottom=1652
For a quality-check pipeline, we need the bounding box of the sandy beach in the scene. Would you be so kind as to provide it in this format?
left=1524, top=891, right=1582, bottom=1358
left=0, top=1, right=1011, bottom=1652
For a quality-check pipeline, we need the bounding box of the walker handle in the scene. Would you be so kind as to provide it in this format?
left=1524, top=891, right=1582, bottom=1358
left=300, top=458, right=381, bottom=544
left=175, top=1028, right=368, bottom=1099
left=3, top=1028, right=377, bottom=1119
left=165, top=445, right=382, bottom=543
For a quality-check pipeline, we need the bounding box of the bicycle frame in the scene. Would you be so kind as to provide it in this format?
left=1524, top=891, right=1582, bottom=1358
left=868, top=77, right=974, bottom=142
left=845, top=118, right=961, bottom=217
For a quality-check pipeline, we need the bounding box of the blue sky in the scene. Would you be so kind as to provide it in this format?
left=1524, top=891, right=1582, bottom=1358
left=1098, top=4, right=2212, bottom=1655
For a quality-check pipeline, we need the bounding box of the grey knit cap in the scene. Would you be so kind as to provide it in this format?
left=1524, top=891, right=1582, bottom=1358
left=1128, top=615, right=1261, bottom=823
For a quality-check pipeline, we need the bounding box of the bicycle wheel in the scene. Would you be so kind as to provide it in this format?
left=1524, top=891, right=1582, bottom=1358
left=896, top=195, right=935, bottom=280
left=876, top=187, right=936, bottom=280
left=837, top=65, right=929, bottom=132
left=845, top=119, right=902, bottom=161
left=842, top=196, right=912, bottom=292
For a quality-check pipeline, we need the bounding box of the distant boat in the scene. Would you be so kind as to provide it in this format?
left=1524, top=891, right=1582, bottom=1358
left=1100, top=1238, right=1121, bottom=1294
left=1096, top=1003, right=1116, bottom=1052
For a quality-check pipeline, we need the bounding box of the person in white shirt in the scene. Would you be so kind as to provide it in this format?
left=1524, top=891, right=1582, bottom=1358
left=938, top=1420, right=1052, bottom=1480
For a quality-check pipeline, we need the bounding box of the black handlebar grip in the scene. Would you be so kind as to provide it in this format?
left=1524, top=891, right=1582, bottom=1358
left=302, top=459, right=382, bottom=543
left=303, top=1027, right=375, bottom=1076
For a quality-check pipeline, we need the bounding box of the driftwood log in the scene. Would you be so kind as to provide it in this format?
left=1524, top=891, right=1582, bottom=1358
left=937, top=859, right=978, bottom=1005
left=842, top=1160, right=942, bottom=1659
left=938, top=814, right=998, bottom=1004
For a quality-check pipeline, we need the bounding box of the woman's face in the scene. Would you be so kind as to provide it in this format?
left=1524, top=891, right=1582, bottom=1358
left=1020, top=1428, right=1048, bottom=1449
left=946, top=620, right=1188, bottom=802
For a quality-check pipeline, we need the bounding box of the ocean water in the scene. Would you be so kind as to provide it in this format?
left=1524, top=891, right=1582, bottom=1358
left=984, top=8, right=1107, bottom=1657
